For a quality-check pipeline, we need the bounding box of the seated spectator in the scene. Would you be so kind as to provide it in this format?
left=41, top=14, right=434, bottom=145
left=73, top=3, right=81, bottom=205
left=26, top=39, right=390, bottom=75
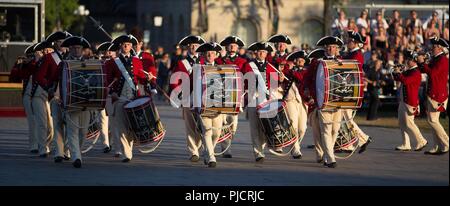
left=405, top=10, right=423, bottom=36
left=371, top=10, right=389, bottom=36
left=389, top=26, right=407, bottom=52
left=444, top=20, right=449, bottom=41
left=360, top=27, right=371, bottom=52
left=406, top=27, right=424, bottom=50
left=373, top=26, right=389, bottom=52
left=356, top=9, right=370, bottom=32
left=332, top=10, right=349, bottom=37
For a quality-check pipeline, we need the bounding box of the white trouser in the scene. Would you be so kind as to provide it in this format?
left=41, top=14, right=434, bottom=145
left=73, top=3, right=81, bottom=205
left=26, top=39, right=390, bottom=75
left=66, top=110, right=90, bottom=161
left=110, top=99, right=133, bottom=159
left=183, top=108, right=202, bottom=157
left=50, top=98, right=70, bottom=158
left=200, top=114, right=223, bottom=163
left=31, top=86, right=53, bottom=155
left=99, top=109, right=110, bottom=148
left=318, top=109, right=342, bottom=164
left=285, top=100, right=308, bottom=156
left=398, top=102, right=426, bottom=149
left=426, top=98, right=448, bottom=151
left=106, top=97, right=120, bottom=155
left=343, top=109, right=369, bottom=148
left=309, top=108, right=324, bottom=161
left=23, top=94, right=38, bottom=151
left=248, top=107, right=267, bottom=159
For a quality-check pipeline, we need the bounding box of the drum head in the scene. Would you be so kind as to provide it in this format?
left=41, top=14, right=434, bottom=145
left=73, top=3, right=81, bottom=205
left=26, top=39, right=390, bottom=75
left=124, top=96, right=151, bottom=109
left=257, top=100, right=284, bottom=118
left=316, top=61, right=326, bottom=109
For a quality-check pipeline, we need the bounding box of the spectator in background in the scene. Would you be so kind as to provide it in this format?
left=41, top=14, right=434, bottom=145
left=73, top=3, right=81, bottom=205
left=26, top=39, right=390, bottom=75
left=373, top=26, right=389, bottom=54
left=389, top=10, right=404, bottom=28
left=291, top=46, right=300, bottom=52
left=360, top=27, right=371, bottom=52
left=371, top=10, right=389, bottom=36
left=157, top=52, right=171, bottom=100
left=424, top=18, right=441, bottom=45
left=357, top=9, right=370, bottom=32
left=389, top=26, right=408, bottom=52
left=301, top=43, right=310, bottom=52
left=238, top=47, right=249, bottom=60
left=154, top=46, right=164, bottom=60
left=405, top=10, right=423, bottom=36
left=423, top=10, right=443, bottom=33
left=332, top=10, right=349, bottom=37
left=407, top=27, right=424, bottom=50
left=365, top=59, right=383, bottom=120
left=348, top=18, right=358, bottom=33
left=170, top=44, right=183, bottom=74
left=444, top=20, right=449, bottom=40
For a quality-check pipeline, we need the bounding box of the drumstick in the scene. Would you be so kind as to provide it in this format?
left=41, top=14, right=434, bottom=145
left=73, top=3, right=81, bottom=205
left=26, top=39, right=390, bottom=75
left=107, top=79, right=117, bottom=88
left=271, top=66, right=290, bottom=82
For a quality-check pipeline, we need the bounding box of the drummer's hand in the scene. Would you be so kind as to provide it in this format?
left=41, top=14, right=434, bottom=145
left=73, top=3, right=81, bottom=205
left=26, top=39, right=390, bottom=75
left=279, top=73, right=286, bottom=82
left=111, top=92, right=119, bottom=102
left=146, top=73, right=156, bottom=81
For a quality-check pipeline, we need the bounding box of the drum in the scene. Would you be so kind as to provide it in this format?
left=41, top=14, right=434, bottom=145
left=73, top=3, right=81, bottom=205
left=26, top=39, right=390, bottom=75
left=334, top=121, right=358, bottom=150
left=257, top=100, right=298, bottom=148
left=316, top=60, right=364, bottom=110
left=61, top=60, right=107, bottom=111
left=192, top=64, right=242, bottom=115
left=124, top=96, right=165, bottom=146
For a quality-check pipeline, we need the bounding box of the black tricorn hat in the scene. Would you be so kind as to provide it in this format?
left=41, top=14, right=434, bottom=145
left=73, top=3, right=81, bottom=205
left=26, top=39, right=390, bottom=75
left=46, top=31, right=72, bottom=43
left=61, top=36, right=91, bottom=48
left=178, top=35, right=205, bottom=46
left=286, top=50, right=310, bottom=64
left=306, top=48, right=326, bottom=59
left=429, top=36, right=449, bottom=49
left=24, top=43, right=39, bottom=54
left=316, top=36, right=344, bottom=47
left=196, top=42, right=223, bottom=53
left=347, top=30, right=366, bottom=44
left=33, top=41, right=53, bottom=51
left=219, top=35, right=245, bottom=47
left=107, top=43, right=120, bottom=51
left=97, top=42, right=113, bottom=52
left=112, top=34, right=138, bottom=46
left=404, top=50, right=418, bottom=61
left=267, top=34, right=292, bottom=44
left=247, top=42, right=274, bottom=52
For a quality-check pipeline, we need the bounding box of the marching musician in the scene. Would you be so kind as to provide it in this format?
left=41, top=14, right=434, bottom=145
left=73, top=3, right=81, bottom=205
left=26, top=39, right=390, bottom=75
left=342, top=30, right=372, bottom=154
left=131, top=31, right=158, bottom=95
left=282, top=50, right=310, bottom=159
left=10, top=43, right=41, bottom=154
left=170, top=35, right=205, bottom=162
left=216, top=35, right=248, bottom=158
left=58, top=36, right=93, bottom=168
left=418, top=37, right=449, bottom=155
left=195, top=42, right=224, bottom=168
left=392, top=50, right=428, bottom=152
left=95, top=42, right=114, bottom=154
left=35, top=31, right=72, bottom=159
left=242, top=42, right=285, bottom=163
left=106, top=34, right=147, bottom=162
left=305, top=36, right=344, bottom=168
left=267, top=34, right=292, bottom=69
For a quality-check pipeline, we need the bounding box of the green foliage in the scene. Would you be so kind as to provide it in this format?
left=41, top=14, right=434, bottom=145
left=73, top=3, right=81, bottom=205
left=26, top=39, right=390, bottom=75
left=45, top=0, right=80, bottom=35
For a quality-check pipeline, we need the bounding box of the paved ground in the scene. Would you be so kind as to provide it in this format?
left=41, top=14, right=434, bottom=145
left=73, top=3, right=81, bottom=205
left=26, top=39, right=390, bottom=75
left=0, top=101, right=448, bottom=186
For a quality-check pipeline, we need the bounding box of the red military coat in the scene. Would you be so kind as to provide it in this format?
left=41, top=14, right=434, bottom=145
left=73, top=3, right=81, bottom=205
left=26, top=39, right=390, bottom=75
left=393, top=67, right=422, bottom=107
left=105, top=55, right=146, bottom=97
left=420, top=53, right=449, bottom=103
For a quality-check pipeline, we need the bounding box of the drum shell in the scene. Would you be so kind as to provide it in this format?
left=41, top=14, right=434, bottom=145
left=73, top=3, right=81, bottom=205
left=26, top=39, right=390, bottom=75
left=123, top=96, right=165, bottom=144
left=192, top=64, right=243, bottom=115
left=61, top=60, right=107, bottom=110
left=315, top=60, right=364, bottom=110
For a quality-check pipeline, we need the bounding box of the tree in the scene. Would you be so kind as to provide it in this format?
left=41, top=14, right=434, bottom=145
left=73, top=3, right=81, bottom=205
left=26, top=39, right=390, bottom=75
left=45, top=0, right=79, bottom=35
